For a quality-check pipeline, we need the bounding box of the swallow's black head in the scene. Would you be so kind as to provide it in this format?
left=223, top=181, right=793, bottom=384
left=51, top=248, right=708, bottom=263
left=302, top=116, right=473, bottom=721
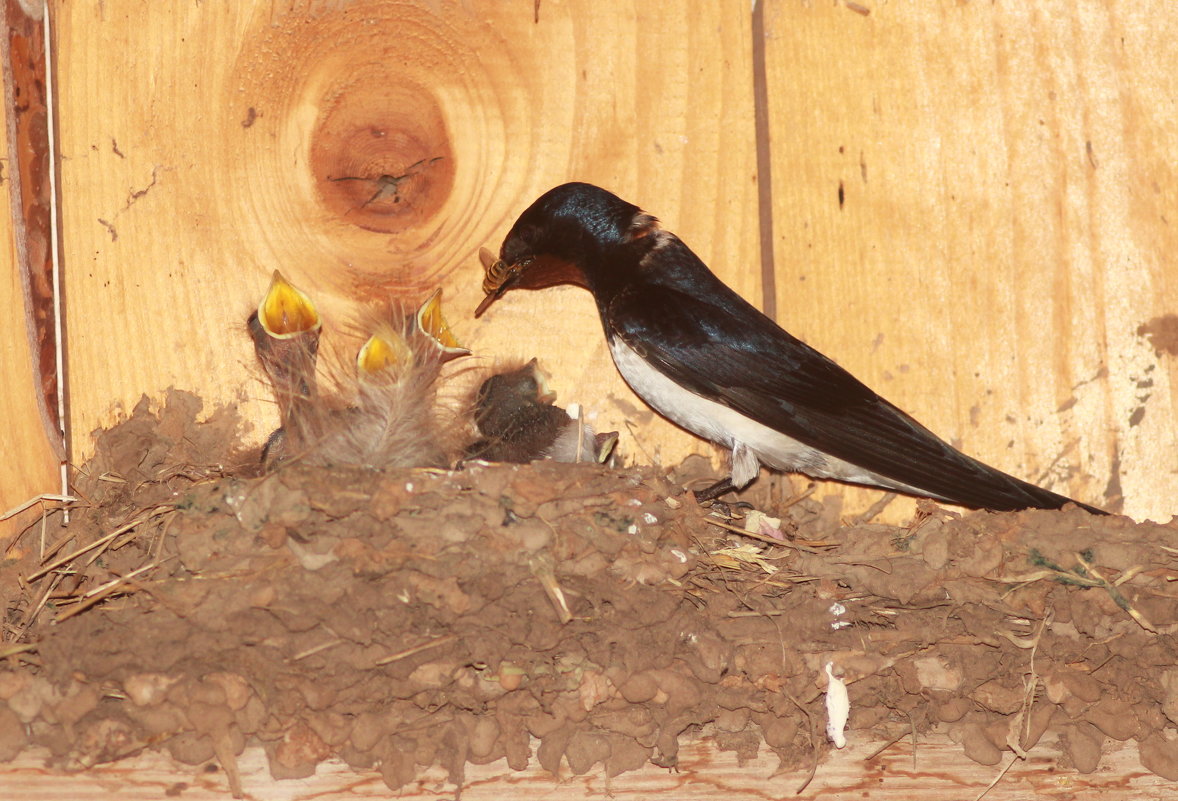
left=475, top=182, right=658, bottom=316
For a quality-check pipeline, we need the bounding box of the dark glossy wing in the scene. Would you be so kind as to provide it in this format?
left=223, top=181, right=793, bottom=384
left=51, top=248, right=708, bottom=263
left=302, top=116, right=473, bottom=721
left=606, top=250, right=1100, bottom=513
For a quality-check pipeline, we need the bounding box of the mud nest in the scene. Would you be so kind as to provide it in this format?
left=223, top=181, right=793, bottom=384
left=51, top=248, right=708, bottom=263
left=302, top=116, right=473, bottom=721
left=4, top=390, right=1178, bottom=795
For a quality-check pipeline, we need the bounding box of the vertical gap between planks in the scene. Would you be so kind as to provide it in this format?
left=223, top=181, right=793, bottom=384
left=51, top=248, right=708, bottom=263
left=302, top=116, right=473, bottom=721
left=751, top=0, right=777, bottom=320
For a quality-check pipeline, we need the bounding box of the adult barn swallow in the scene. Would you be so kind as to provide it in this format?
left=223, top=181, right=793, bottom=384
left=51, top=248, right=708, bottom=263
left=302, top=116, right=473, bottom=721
left=474, top=182, right=1104, bottom=514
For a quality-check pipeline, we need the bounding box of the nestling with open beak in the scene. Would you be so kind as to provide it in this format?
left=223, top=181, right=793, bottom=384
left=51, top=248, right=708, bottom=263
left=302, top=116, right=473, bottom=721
left=465, top=358, right=618, bottom=465
left=474, top=182, right=1105, bottom=514
left=248, top=270, right=322, bottom=463
left=250, top=280, right=468, bottom=470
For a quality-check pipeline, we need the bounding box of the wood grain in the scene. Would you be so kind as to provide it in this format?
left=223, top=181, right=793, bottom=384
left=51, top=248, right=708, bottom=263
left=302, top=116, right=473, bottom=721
left=762, top=1, right=1178, bottom=520
left=46, top=0, right=1178, bottom=519
left=0, top=1, right=61, bottom=544
left=3, top=733, right=1170, bottom=800
left=56, top=0, right=758, bottom=480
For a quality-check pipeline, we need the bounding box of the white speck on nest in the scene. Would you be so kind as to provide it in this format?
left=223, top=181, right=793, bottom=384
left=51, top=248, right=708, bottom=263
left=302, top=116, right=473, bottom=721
left=642, top=512, right=658, bottom=525
left=825, top=662, right=850, bottom=748
left=670, top=549, right=688, bottom=563
left=627, top=524, right=638, bottom=535
left=405, top=482, right=414, bottom=492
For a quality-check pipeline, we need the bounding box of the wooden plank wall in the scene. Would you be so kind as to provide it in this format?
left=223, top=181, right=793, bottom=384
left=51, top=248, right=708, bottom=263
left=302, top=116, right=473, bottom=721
left=4, top=0, right=1175, bottom=527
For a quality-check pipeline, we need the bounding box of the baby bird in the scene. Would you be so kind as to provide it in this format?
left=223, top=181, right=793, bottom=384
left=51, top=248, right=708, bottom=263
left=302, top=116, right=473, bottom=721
left=250, top=281, right=468, bottom=470
left=300, top=290, right=466, bottom=469
left=466, top=359, right=618, bottom=464
left=247, top=271, right=322, bottom=463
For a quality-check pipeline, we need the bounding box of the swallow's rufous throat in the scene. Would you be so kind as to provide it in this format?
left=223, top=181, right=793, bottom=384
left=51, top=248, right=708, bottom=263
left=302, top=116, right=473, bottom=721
left=474, top=182, right=1104, bottom=514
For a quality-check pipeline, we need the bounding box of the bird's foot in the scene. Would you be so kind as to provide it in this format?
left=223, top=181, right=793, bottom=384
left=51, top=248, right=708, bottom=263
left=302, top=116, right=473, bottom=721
left=693, top=478, right=758, bottom=518
left=693, top=477, right=737, bottom=504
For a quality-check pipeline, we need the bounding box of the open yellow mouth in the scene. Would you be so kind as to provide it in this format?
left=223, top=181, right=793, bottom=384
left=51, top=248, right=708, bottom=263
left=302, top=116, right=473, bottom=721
left=258, top=271, right=321, bottom=338
left=356, top=330, right=413, bottom=377
left=416, top=289, right=470, bottom=359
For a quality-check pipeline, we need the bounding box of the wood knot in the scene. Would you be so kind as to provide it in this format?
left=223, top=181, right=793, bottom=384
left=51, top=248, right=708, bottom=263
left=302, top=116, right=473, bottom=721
left=311, top=82, right=454, bottom=234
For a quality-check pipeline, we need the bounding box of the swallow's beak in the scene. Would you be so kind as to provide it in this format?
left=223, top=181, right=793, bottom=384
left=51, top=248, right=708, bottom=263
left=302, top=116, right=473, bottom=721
left=357, top=330, right=413, bottom=378
left=416, top=288, right=471, bottom=362
left=474, top=247, right=525, bottom=318
left=257, top=270, right=321, bottom=338
left=527, top=358, right=558, bottom=405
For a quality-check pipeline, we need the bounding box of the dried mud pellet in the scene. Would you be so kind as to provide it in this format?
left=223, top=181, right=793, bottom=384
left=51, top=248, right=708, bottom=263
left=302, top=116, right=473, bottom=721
left=913, top=656, right=963, bottom=693
left=497, top=663, right=524, bottom=692
left=714, top=706, right=750, bottom=733
left=590, top=706, right=657, bottom=740
left=379, top=744, right=418, bottom=791
left=189, top=680, right=228, bottom=709
left=525, top=710, right=566, bottom=739
left=755, top=711, right=799, bottom=749
left=0, top=705, right=28, bottom=761
left=605, top=734, right=652, bottom=778
left=1135, top=700, right=1167, bottom=734
left=295, top=677, right=337, bottom=711
left=8, top=677, right=56, bottom=723
left=186, top=702, right=236, bottom=746
left=970, top=679, right=1024, bottom=715
left=1047, top=668, right=1103, bottom=704
left=920, top=523, right=951, bottom=570
left=933, top=697, right=973, bottom=723
left=498, top=713, right=531, bottom=772
left=536, top=727, right=573, bottom=775
left=203, top=672, right=252, bottom=711
left=619, top=672, right=659, bottom=704
left=1085, top=698, right=1138, bottom=741
left=1061, top=722, right=1104, bottom=773
left=1020, top=702, right=1058, bottom=751
left=464, top=715, right=500, bottom=760
left=1139, top=733, right=1178, bottom=781
left=0, top=671, right=29, bottom=701
left=54, top=685, right=100, bottom=728
left=1161, top=669, right=1178, bottom=727
left=306, top=710, right=352, bottom=747
left=350, top=712, right=387, bottom=752
left=958, top=722, right=1002, bottom=766
left=235, top=695, right=268, bottom=736
left=270, top=720, right=331, bottom=780
left=167, top=730, right=216, bottom=765
left=566, top=731, right=611, bottom=775
left=248, top=583, right=276, bottom=607
left=124, top=702, right=186, bottom=737
left=338, top=743, right=377, bottom=770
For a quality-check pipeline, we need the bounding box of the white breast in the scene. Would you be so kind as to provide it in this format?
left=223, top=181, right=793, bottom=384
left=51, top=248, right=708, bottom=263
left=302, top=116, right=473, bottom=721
left=607, top=338, right=928, bottom=495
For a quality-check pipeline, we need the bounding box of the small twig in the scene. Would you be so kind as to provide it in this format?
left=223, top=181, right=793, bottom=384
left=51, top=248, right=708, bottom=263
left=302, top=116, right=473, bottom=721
left=854, top=492, right=897, bottom=525
left=26, top=506, right=173, bottom=582
left=864, top=729, right=908, bottom=761
left=374, top=635, right=457, bottom=667
left=55, top=560, right=165, bottom=622
left=703, top=516, right=834, bottom=551
left=293, top=638, right=344, bottom=661
left=778, top=483, right=817, bottom=510
left=13, top=572, right=64, bottom=640
left=974, top=753, right=1018, bottom=801
left=1, top=493, right=77, bottom=520
left=1075, top=552, right=1156, bottom=633
left=0, top=643, right=37, bottom=659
